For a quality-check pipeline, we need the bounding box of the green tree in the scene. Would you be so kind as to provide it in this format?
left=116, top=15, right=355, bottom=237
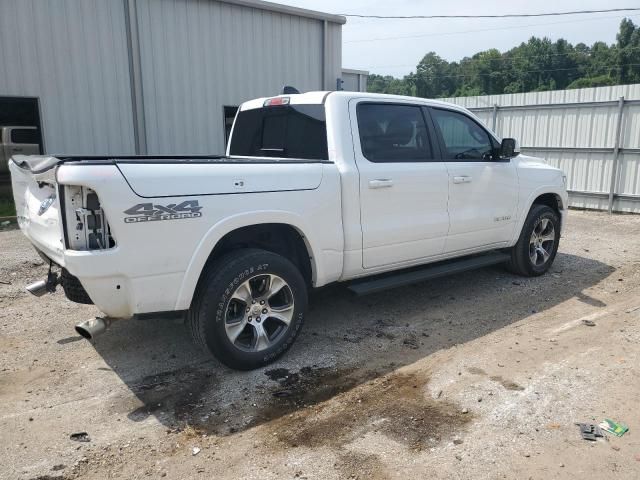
left=366, top=18, right=639, bottom=98
left=367, top=74, right=414, bottom=95
left=413, top=52, right=456, bottom=98
left=616, top=18, right=640, bottom=83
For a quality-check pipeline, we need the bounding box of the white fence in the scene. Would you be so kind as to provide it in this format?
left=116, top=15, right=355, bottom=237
left=441, top=84, right=640, bottom=213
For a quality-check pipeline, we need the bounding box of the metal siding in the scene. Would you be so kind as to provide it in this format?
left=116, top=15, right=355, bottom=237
left=341, top=71, right=368, bottom=92
left=0, top=0, right=135, bottom=155
left=341, top=72, right=359, bottom=92
left=620, top=102, right=640, bottom=197
left=137, top=0, right=333, bottom=155
left=441, top=85, right=640, bottom=213
left=325, top=21, right=342, bottom=90
left=0, top=0, right=341, bottom=157
left=441, top=84, right=640, bottom=108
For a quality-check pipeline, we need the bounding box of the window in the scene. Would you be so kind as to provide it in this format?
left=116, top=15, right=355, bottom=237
left=357, top=103, right=432, bottom=162
left=229, top=104, right=328, bottom=160
left=11, top=128, right=39, bottom=144
left=431, top=108, right=495, bottom=160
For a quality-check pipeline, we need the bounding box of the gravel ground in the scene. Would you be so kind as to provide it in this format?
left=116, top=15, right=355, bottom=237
left=1, top=210, right=639, bottom=480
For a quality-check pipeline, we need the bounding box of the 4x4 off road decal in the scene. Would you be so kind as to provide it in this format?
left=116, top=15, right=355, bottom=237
left=123, top=200, right=202, bottom=223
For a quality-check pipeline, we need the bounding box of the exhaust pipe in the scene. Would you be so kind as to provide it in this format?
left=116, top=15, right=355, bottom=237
left=75, top=317, right=116, bottom=340
left=26, top=271, right=59, bottom=297
left=26, top=280, right=49, bottom=297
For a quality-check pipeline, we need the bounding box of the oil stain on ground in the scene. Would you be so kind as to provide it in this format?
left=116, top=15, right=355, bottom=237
left=125, top=363, right=471, bottom=450
left=489, top=375, right=525, bottom=391
left=467, top=366, right=487, bottom=376
left=263, top=365, right=364, bottom=407
left=126, top=365, right=215, bottom=423
left=467, top=366, right=524, bottom=391
left=335, top=451, right=390, bottom=480
left=126, top=364, right=363, bottom=433
left=263, top=369, right=472, bottom=451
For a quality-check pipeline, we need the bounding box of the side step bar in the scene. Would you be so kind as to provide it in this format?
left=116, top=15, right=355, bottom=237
left=348, top=252, right=510, bottom=296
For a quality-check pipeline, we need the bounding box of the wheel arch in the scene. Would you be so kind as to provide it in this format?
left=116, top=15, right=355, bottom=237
left=511, top=188, right=566, bottom=245
left=175, top=212, right=319, bottom=310
left=532, top=192, right=564, bottom=213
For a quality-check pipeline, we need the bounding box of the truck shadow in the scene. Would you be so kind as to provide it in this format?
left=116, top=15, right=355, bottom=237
left=90, top=252, right=614, bottom=438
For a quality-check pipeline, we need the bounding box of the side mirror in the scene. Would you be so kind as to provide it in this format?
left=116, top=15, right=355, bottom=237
left=500, top=138, right=520, bottom=159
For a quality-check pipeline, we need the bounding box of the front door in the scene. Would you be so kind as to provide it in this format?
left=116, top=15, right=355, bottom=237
left=350, top=101, right=450, bottom=269
left=429, top=107, right=519, bottom=254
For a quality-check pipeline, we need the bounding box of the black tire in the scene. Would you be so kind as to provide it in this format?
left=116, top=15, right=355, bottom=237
left=187, top=248, right=307, bottom=370
left=506, top=204, right=560, bottom=277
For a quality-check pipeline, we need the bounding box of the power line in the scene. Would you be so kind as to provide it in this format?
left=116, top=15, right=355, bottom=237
left=404, top=63, right=640, bottom=81
left=345, top=13, right=640, bottom=43
left=339, top=7, right=640, bottom=20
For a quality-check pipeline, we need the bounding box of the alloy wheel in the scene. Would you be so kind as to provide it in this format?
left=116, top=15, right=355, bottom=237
left=529, top=218, right=556, bottom=267
left=224, top=274, right=295, bottom=352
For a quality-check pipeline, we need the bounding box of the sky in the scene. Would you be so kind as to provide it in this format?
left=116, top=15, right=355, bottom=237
left=278, top=0, right=640, bottom=77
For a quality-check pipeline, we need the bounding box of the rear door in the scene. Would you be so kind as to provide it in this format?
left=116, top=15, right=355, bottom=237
left=350, top=100, right=450, bottom=269
left=428, top=107, right=519, bottom=254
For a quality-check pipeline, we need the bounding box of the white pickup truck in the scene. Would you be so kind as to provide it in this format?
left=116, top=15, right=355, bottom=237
left=9, top=91, right=567, bottom=370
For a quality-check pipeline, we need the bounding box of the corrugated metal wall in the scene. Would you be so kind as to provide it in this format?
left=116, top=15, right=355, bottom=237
left=0, top=0, right=135, bottom=155
left=341, top=70, right=368, bottom=92
left=324, top=21, right=342, bottom=92
left=441, top=85, right=640, bottom=213
left=136, top=0, right=341, bottom=154
left=0, top=0, right=343, bottom=157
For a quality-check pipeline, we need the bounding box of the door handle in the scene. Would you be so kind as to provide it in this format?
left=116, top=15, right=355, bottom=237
left=369, top=179, right=394, bottom=189
left=453, top=175, right=472, bottom=184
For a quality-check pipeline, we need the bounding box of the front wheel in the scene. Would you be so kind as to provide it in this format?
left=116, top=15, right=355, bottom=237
left=507, top=204, right=560, bottom=277
left=188, top=249, right=307, bottom=370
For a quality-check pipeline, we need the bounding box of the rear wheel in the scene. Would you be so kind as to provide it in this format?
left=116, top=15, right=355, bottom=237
left=188, top=249, right=307, bottom=370
left=507, top=204, right=560, bottom=277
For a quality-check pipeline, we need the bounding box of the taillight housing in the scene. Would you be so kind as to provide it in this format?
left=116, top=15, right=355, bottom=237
left=263, top=96, right=290, bottom=107
left=61, top=185, right=115, bottom=251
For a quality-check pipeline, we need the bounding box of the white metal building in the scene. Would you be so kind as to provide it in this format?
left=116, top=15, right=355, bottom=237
left=341, top=68, right=369, bottom=93
left=0, top=0, right=356, bottom=156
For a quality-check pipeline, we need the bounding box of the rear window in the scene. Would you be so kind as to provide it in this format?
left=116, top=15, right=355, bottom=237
left=11, top=128, right=39, bottom=144
left=229, top=104, right=328, bottom=160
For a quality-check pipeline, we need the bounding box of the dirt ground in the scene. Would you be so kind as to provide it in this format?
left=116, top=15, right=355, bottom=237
left=1, top=210, right=640, bottom=480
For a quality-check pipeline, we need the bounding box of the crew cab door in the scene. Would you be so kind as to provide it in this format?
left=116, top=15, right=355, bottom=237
left=428, top=107, right=519, bottom=254
left=350, top=100, right=449, bottom=269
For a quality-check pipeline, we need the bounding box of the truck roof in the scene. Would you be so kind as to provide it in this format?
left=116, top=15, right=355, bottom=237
left=240, top=91, right=472, bottom=114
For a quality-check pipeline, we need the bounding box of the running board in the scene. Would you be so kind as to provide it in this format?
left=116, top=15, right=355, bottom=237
left=348, top=252, right=510, bottom=296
